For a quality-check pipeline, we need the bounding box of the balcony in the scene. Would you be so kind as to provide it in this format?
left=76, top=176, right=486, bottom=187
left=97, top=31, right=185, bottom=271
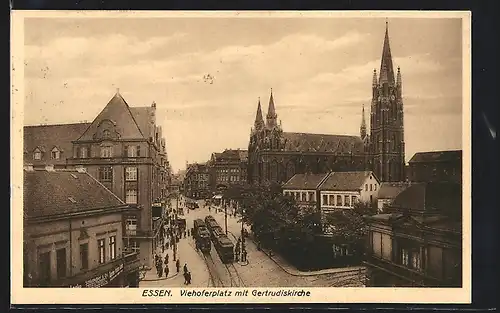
left=364, top=255, right=443, bottom=287
left=42, top=252, right=140, bottom=288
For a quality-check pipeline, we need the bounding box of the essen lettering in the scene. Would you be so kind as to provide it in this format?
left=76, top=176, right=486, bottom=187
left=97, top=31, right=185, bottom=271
left=142, top=289, right=172, bottom=297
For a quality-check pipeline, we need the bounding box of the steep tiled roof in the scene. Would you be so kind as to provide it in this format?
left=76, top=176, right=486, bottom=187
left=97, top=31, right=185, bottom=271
left=77, top=92, right=145, bottom=141
left=409, top=150, right=462, bottom=164
left=24, top=123, right=91, bottom=166
left=319, top=171, right=375, bottom=191
left=24, top=169, right=126, bottom=219
left=283, top=173, right=330, bottom=190
left=392, top=182, right=462, bottom=216
left=378, top=182, right=411, bottom=199
left=282, top=132, right=364, bottom=154
left=129, top=106, right=154, bottom=139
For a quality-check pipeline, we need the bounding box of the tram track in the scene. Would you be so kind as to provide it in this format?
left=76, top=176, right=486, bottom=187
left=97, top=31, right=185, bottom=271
left=224, top=262, right=246, bottom=287
left=188, top=239, right=225, bottom=287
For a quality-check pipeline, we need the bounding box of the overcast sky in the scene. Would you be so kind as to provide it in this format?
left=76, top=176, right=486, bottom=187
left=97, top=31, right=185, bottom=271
left=23, top=16, right=463, bottom=172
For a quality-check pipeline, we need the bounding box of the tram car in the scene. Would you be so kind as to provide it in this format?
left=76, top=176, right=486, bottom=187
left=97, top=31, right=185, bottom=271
left=204, top=215, right=235, bottom=263
left=193, top=219, right=211, bottom=253
left=211, top=227, right=235, bottom=263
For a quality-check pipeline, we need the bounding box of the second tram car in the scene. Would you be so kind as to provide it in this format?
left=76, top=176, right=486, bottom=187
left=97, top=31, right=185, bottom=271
left=204, top=215, right=234, bottom=263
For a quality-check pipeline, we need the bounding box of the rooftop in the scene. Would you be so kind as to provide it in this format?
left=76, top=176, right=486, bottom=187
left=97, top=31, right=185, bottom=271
left=378, top=182, right=412, bottom=199
left=319, top=171, right=377, bottom=191
left=23, top=168, right=127, bottom=219
left=409, top=150, right=462, bottom=164
left=282, top=132, right=364, bottom=154
left=283, top=173, right=330, bottom=190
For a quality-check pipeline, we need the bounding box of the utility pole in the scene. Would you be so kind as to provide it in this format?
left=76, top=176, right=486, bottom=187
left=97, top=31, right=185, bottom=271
left=224, top=202, right=228, bottom=235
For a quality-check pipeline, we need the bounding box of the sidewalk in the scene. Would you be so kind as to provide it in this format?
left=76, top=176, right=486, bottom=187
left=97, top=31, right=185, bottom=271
left=248, top=234, right=364, bottom=277
left=141, top=243, right=179, bottom=282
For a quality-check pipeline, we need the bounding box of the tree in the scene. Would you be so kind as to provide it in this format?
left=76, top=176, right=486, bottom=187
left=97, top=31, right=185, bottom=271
left=322, top=201, right=377, bottom=254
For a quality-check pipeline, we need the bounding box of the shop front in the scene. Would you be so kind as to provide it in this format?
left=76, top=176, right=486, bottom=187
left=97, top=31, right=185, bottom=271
left=56, top=252, right=141, bottom=288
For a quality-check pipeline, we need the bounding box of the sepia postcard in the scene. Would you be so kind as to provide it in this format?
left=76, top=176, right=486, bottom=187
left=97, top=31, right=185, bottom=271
left=11, top=10, right=471, bottom=304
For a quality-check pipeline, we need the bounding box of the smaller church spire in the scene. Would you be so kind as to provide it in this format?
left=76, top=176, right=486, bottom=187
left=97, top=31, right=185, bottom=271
left=266, top=88, right=278, bottom=128
left=254, top=97, right=264, bottom=130
left=116, top=88, right=120, bottom=95
left=396, top=66, right=402, bottom=85
left=360, top=103, right=367, bottom=139
left=372, top=69, right=378, bottom=86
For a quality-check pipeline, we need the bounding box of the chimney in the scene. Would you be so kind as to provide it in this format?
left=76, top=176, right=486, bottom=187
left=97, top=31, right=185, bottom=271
left=24, top=164, right=34, bottom=171
left=45, top=164, right=55, bottom=172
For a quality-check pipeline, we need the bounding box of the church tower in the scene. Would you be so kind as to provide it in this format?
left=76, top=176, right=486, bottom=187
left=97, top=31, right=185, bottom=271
left=369, top=21, right=406, bottom=182
left=266, top=88, right=278, bottom=129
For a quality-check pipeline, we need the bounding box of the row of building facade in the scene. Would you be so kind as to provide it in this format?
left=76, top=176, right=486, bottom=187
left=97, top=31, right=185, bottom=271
left=23, top=91, right=173, bottom=287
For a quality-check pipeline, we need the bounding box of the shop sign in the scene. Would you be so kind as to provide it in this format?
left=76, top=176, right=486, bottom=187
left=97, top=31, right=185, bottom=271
left=70, top=263, right=124, bottom=288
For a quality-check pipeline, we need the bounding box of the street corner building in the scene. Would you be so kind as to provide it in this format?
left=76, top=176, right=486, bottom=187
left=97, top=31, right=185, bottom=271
left=363, top=181, right=462, bottom=287
left=23, top=166, right=142, bottom=288
left=247, top=23, right=406, bottom=185
left=23, top=90, right=172, bottom=271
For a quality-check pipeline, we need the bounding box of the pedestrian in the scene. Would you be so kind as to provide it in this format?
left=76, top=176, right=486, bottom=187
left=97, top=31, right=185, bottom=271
left=183, top=271, right=188, bottom=285
left=176, top=259, right=180, bottom=273
left=164, top=253, right=169, bottom=265
left=183, top=263, right=188, bottom=274
left=242, top=249, right=247, bottom=263
left=158, top=263, right=163, bottom=277
left=187, top=271, right=192, bottom=285
left=165, top=264, right=169, bottom=278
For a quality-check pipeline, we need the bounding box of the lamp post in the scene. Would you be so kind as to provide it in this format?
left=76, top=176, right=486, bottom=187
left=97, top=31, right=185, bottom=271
left=224, top=202, right=228, bottom=235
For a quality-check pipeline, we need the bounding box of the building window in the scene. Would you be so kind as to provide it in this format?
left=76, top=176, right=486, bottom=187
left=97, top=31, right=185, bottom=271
left=109, top=236, right=116, bottom=260
left=365, top=184, right=368, bottom=191
left=344, top=195, right=350, bottom=207
left=401, top=248, right=409, bottom=267
left=351, top=196, right=357, bottom=206
left=98, top=239, right=106, bottom=264
left=301, top=192, right=306, bottom=202
left=322, top=195, right=328, bottom=205
left=370, top=184, right=373, bottom=191
left=56, top=248, right=66, bottom=279
left=374, top=184, right=377, bottom=191
left=411, top=249, right=422, bottom=270
left=51, top=148, right=60, bottom=160
left=98, top=167, right=113, bottom=182
left=100, top=146, right=113, bottom=158
left=125, top=167, right=138, bottom=181
left=126, top=217, right=137, bottom=235
left=80, top=147, right=88, bottom=158
left=126, top=189, right=138, bottom=204
left=125, top=145, right=141, bottom=157
left=80, top=243, right=88, bottom=270
left=337, top=195, right=342, bottom=206
left=34, top=150, right=42, bottom=160
left=329, top=195, right=335, bottom=206
left=309, top=192, right=315, bottom=202
left=38, top=251, right=51, bottom=285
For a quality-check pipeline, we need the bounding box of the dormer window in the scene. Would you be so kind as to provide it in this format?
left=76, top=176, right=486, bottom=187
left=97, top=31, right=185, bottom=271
left=80, top=147, right=88, bottom=158
left=33, top=149, right=42, bottom=160
left=51, top=147, right=60, bottom=160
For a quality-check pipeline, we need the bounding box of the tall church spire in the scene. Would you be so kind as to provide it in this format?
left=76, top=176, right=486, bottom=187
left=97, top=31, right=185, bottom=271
left=379, top=19, right=395, bottom=84
left=266, top=88, right=278, bottom=128
left=360, top=103, right=367, bottom=139
left=254, top=97, right=264, bottom=130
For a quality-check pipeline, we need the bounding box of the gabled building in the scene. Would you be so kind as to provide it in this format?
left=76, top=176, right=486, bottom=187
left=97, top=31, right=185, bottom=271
left=248, top=22, right=406, bottom=185
left=364, top=182, right=462, bottom=287
left=66, top=90, right=170, bottom=267
left=282, top=172, right=329, bottom=208
left=23, top=166, right=141, bottom=288
left=407, top=150, right=462, bottom=184
left=24, top=123, right=91, bottom=169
